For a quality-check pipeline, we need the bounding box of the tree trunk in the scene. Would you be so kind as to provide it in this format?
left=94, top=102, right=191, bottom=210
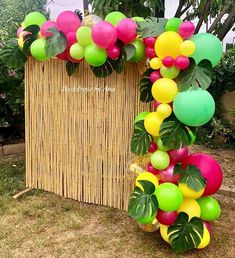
left=217, top=7, right=235, bottom=40
left=155, top=0, right=165, bottom=18
left=195, top=0, right=213, bottom=33
left=175, top=0, right=185, bottom=17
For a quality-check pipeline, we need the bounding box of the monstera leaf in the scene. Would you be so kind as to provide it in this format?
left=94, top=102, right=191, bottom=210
left=174, top=164, right=206, bottom=191
left=128, top=180, right=158, bottom=220
left=0, top=39, right=27, bottom=68
left=66, top=60, right=80, bottom=76
left=130, top=120, right=151, bottom=155
left=177, top=59, right=213, bottom=92
left=137, top=17, right=167, bottom=38
left=123, top=44, right=136, bottom=61
left=168, top=212, right=204, bottom=254
left=23, top=25, right=40, bottom=54
left=139, top=68, right=154, bottom=103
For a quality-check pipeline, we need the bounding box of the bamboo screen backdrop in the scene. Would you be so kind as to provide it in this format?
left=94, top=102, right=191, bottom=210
left=25, top=58, right=149, bottom=210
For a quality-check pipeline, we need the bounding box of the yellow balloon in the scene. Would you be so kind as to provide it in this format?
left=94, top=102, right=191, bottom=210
left=135, top=171, right=159, bottom=191
left=144, top=112, right=163, bottom=136
left=18, top=36, right=24, bottom=49
left=155, top=31, right=183, bottom=59
left=150, top=57, right=162, bottom=70
left=180, top=40, right=195, bottom=56
left=21, top=21, right=26, bottom=29
left=156, top=104, right=172, bottom=119
left=178, top=198, right=201, bottom=219
left=178, top=183, right=204, bottom=199
left=152, top=78, right=178, bottom=104
left=197, top=226, right=210, bottom=249
left=160, top=224, right=170, bottom=243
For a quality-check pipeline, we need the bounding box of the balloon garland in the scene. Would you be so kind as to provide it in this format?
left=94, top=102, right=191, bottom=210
left=1, top=10, right=224, bottom=255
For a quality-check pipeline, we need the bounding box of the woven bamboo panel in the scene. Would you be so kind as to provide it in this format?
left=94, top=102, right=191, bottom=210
left=25, top=57, right=150, bottom=210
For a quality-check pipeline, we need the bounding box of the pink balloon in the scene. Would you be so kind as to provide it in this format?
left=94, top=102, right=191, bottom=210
left=162, top=56, right=175, bottom=68
left=66, top=31, right=77, bottom=48
left=182, top=153, right=223, bottom=196
left=117, top=18, right=137, bottom=44
left=146, top=47, right=156, bottom=59
left=146, top=163, right=159, bottom=175
left=203, top=221, right=212, bottom=235
left=107, top=45, right=120, bottom=59
left=148, top=142, right=157, bottom=153
left=175, top=55, right=190, bottom=70
left=56, top=11, right=81, bottom=36
left=92, top=21, right=117, bottom=49
left=157, top=209, right=178, bottom=225
left=178, top=21, right=195, bottom=39
left=168, top=147, right=189, bottom=164
left=144, top=37, right=156, bottom=48
left=156, top=162, right=181, bottom=184
left=150, top=71, right=162, bottom=83
left=153, top=100, right=161, bottom=109
left=17, top=27, right=23, bottom=38
left=41, top=20, right=58, bottom=38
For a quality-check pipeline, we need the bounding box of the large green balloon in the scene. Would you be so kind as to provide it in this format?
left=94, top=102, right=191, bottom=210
left=190, top=33, right=223, bottom=67
left=24, top=12, right=47, bottom=27
left=173, top=88, right=215, bottom=126
left=197, top=196, right=221, bottom=221
left=105, top=11, right=126, bottom=26
left=84, top=44, right=107, bottom=67
left=30, top=38, right=48, bottom=61
left=130, top=39, right=146, bottom=62
left=165, top=18, right=182, bottom=32
left=134, top=111, right=150, bottom=123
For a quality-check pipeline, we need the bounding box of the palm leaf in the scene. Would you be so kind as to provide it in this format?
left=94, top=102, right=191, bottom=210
left=123, top=44, right=136, bottom=61
left=139, top=68, right=154, bottom=103
left=66, top=60, right=80, bottom=77
left=23, top=25, right=40, bottom=54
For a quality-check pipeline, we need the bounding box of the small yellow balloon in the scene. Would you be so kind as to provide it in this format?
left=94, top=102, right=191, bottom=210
left=178, top=183, right=204, bottom=199
left=180, top=40, right=195, bottom=56
left=160, top=224, right=170, bottom=243
left=155, top=31, right=183, bottom=59
left=135, top=171, right=159, bottom=191
left=144, top=112, right=163, bottom=136
left=150, top=57, right=162, bottom=70
left=152, top=78, right=178, bottom=104
left=156, top=104, right=172, bottom=119
left=21, top=21, right=26, bottom=29
left=18, top=36, right=24, bottom=49
left=178, top=198, right=201, bottom=219
left=197, top=226, right=210, bottom=249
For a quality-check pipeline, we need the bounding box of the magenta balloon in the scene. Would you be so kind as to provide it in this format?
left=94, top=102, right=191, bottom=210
left=168, top=147, right=189, bottom=163
left=17, top=27, right=23, bottom=37
left=146, top=163, right=159, bottom=175
left=41, top=20, right=58, bottom=38
left=182, top=153, right=223, bottom=196
left=56, top=11, right=81, bottom=36
left=107, top=45, right=120, bottom=59
left=150, top=71, right=162, bottom=83
left=157, top=209, right=178, bottom=225
left=175, top=55, right=190, bottom=70
left=162, top=56, right=175, bottom=68
left=148, top=142, right=157, bottom=153
left=66, top=31, right=77, bottom=47
left=92, top=21, right=117, bottom=49
left=178, top=21, right=195, bottom=39
left=146, top=47, right=156, bottom=59
left=203, top=221, right=212, bottom=235
left=117, top=18, right=137, bottom=44
left=157, top=162, right=181, bottom=184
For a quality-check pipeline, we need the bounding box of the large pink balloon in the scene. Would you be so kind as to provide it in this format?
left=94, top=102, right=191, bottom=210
left=92, top=21, right=117, bottom=49
left=182, top=153, right=223, bottom=196
left=117, top=18, right=137, bottom=44
left=157, top=209, right=178, bottom=225
left=156, top=162, right=181, bottom=184
left=168, top=147, right=189, bottom=164
left=56, top=11, right=81, bottom=36
left=41, top=20, right=58, bottom=37
left=66, top=31, right=77, bottom=48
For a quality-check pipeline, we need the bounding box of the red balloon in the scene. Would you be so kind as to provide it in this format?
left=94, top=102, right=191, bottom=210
left=157, top=209, right=178, bottom=225
left=146, top=162, right=159, bottom=175
left=168, top=147, right=189, bottom=163
left=153, top=100, right=161, bottom=109
left=148, top=141, right=157, bottom=153
left=146, top=47, right=156, bottom=59
left=144, top=37, right=156, bottom=48
left=162, top=56, right=174, bottom=67
left=175, top=55, right=190, bottom=70
left=157, top=162, right=181, bottom=184
left=203, top=220, right=212, bottom=235
left=182, top=153, right=223, bottom=196
left=150, top=70, right=162, bottom=83
left=57, top=50, right=68, bottom=60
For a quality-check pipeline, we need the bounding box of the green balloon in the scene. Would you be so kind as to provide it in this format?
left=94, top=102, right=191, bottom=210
left=173, top=88, right=215, bottom=127
left=105, top=11, right=126, bottom=26
left=165, top=18, right=182, bottom=32
left=150, top=150, right=170, bottom=170
left=190, top=33, right=223, bottom=67
left=156, top=137, right=170, bottom=151
left=24, top=12, right=47, bottom=27
left=155, top=183, right=183, bottom=212
left=76, top=26, right=92, bottom=47
left=130, top=39, right=146, bottom=62
left=134, top=111, right=150, bottom=123
left=30, top=38, right=48, bottom=61
left=197, top=196, right=221, bottom=221
left=70, top=43, right=84, bottom=60
left=160, top=65, right=180, bottom=79
left=84, top=44, right=107, bottom=67
left=132, top=17, right=145, bottom=22
left=137, top=213, right=156, bottom=224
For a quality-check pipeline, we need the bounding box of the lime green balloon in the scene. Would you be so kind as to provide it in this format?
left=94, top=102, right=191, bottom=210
left=155, top=183, right=183, bottom=212
left=76, top=26, right=92, bottom=47
left=30, top=38, right=48, bottom=61
left=173, top=88, right=215, bottom=126
left=190, top=33, right=223, bottom=67
left=137, top=213, right=156, bottom=224
left=105, top=11, right=126, bottom=26
left=160, top=65, right=180, bottom=79
left=165, top=18, right=182, bottom=32
left=130, top=39, right=146, bottom=62
left=70, top=43, right=84, bottom=60
left=24, top=12, right=47, bottom=27
left=132, top=17, right=145, bottom=22
left=84, top=44, right=107, bottom=67
left=134, top=111, right=150, bottom=123
left=150, top=150, right=170, bottom=170
left=197, top=196, right=221, bottom=221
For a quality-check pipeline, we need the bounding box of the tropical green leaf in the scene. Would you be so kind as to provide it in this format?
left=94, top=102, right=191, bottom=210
left=130, top=120, right=151, bottom=156
left=114, top=55, right=125, bottom=73
left=168, top=212, right=204, bottom=254
left=139, top=68, right=154, bottom=103
left=177, top=59, right=213, bottom=92
left=0, top=38, right=27, bottom=69
left=174, top=164, right=206, bottom=191
left=91, top=58, right=116, bottom=78
left=137, top=17, right=167, bottom=38
left=128, top=180, right=158, bottom=220
left=45, top=27, right=68, bottom=58
left=66, top=60, right=80, bottom=76
left=123, top=44, right=136, bottom=61
left=22, top=25, right=40, bottom=54
left=159, top=115, right=192, bottom=150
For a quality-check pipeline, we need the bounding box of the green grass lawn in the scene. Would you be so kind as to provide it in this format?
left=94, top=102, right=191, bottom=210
left=0, top=155, right=234, bottom=258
